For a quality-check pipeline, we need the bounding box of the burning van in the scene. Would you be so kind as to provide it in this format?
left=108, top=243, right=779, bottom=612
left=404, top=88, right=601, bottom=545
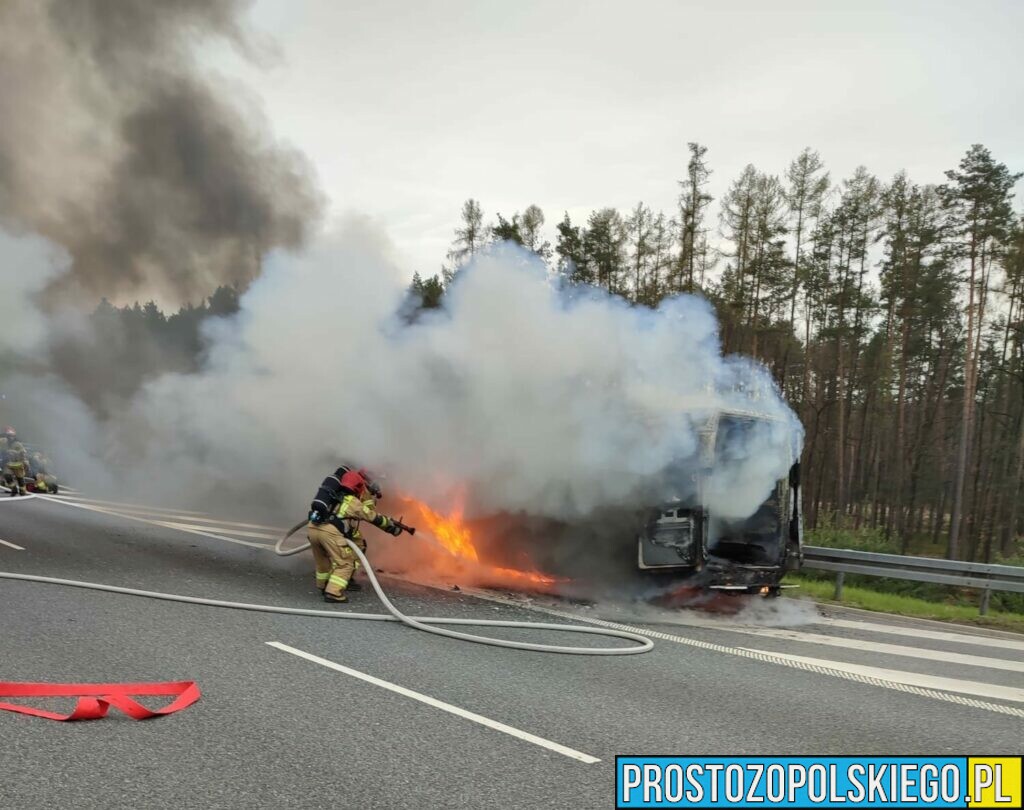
left=637, top=408, right=802, bottom=595
left=389, top=405, right=802, bottom=600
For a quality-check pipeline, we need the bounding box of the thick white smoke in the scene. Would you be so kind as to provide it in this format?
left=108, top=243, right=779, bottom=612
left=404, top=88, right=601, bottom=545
left=0, top=232, right=115, bottom=489
left=99, top=218, right=803, bottom=522
left=0, top=232, right=67, bottom=355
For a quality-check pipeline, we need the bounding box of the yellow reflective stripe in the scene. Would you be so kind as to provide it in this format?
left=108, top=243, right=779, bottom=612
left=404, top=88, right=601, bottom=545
left=328, top=575, right=348, bottom=587
left=315, top=572, right=330, bottom=582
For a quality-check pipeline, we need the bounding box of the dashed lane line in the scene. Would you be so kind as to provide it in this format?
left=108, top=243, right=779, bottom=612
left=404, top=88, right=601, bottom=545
left=266, top=641, right=601, bottom=764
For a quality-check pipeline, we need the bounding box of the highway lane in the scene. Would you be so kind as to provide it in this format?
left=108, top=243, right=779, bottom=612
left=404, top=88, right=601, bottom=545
left=1, top=493, right=1021, bottom=809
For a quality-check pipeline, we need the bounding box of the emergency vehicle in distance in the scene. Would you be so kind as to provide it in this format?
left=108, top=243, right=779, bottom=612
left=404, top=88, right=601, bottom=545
left=637, top=408, right=803, bottom=596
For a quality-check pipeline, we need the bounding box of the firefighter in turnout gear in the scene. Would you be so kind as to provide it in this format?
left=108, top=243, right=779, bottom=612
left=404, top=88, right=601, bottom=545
left=30, top=451, right=58, bottom=493
left=1, top=427, right=30, bottom=497
left=306, top=468, right=406, bottom=603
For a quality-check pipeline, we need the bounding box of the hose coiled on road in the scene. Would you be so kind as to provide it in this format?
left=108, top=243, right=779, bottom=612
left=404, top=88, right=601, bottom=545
left=0, top=510, right=653, bottom=656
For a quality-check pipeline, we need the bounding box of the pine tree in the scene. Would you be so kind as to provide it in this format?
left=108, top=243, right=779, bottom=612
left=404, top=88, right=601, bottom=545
left=491, top=213, right=523, bottom=245
left=784, top=149, right=830, bottom=393
left=519, top=205, right=551, bottom=260
left=555, top=212, right=589, bottom=284
left=445, top=199, right=487, bottom=283
left=583, top=208, right=627, bottom=293
left=677, top=143, right=713, bottom=293
left=939, top=145, right=1022, bottom=558
left=624, top=202, right=656, bottom=303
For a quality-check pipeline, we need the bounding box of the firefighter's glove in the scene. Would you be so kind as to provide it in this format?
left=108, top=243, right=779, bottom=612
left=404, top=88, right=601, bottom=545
left=385, top=522, right=403, bottom=537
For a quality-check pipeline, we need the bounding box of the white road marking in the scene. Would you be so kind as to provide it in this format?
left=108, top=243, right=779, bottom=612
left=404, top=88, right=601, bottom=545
left=816, top=617, right=1024, bottom=653
left=44, top=494, right=285, bottom=536
left=459, top=589, right=1024, bottom=719
left=739, top=649, right=1024, bottom=704
left=151, top=522, right=272, bottom=548
left=266, top=641, right=601, bottom=764
left=55, top=501, right=282, bottom=538
left=0, top=538, right=25, bottom=551
left=52, top=494, right=207, bottom=516
left=59, top=502, right=211, bottom=522
left=595, top=602, right=1024, bottom=654
left=153, top=521, right=280, bottom=540
left=39, top=496, right=273, bottom=550
left=692, top=625, right=1024, bottom=673
left=0, top=492, right=36, bottom=502
left=151, top=514, right=284, bottom=532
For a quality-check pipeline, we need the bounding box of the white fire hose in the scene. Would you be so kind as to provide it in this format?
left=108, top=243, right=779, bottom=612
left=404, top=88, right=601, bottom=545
left=0, top=503, right=653, bottom=656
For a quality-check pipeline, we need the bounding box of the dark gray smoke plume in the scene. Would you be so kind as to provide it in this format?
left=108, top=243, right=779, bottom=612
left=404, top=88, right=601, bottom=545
left=0, top=0, right=321, bottom=305
left=0, top=4, right=803, bottom=597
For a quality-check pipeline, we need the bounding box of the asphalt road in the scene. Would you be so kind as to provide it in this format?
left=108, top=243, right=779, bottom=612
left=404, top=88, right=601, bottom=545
left=1, top=492, right=1021, bottom=809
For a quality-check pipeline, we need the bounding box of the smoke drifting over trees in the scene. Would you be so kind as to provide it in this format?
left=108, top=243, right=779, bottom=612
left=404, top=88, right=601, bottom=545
left=0, top=2, right=1019, bottom=572
left=0, top=0, right=321, bottom=305
left=415, top=144, right=1023, bottom=565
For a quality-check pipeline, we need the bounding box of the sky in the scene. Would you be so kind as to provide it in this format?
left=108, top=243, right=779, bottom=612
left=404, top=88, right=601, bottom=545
left=210, top=0, right=1024, bottom=275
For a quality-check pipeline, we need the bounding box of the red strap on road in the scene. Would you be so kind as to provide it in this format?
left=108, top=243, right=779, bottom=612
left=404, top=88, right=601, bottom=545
left=0, top=681, right=201, bottom=721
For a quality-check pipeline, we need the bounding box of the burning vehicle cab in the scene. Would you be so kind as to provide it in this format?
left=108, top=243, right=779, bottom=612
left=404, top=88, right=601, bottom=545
left=638, top=408, right=802, bottom=595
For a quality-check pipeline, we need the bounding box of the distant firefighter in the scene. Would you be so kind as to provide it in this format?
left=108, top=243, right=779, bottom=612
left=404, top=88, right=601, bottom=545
left=1, top=426, right=29, bottom=497
left=30, top=451, right=58, bottom=494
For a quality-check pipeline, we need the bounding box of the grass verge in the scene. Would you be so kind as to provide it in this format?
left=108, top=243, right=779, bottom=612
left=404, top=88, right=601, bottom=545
left=783, top=574, right=1024, bottom=634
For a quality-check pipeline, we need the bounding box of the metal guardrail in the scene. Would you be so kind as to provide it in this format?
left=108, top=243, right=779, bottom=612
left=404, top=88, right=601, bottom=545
left=801, top=545, right=1024, bottom=615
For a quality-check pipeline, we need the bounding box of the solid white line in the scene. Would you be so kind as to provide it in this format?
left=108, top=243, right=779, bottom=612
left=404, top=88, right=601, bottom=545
left=0, top=493, right=36, bottom=502
left=157, top=521, right=280, bottom=540
left=817, top=617, right=1024, bottom=653
left=823, top=603, right=1024, bottom=640
left=151, top=514, right=284, bottom=532
left=266, top=641, right=601, bottom=764
left=52, top=494, right=207, bottom=516
left=73, top=506, right=284, bottom=536
left=39, top=497, right=272, bottom=550
left=0, top=538, right=25, bottom=551
left=150, top=520, right=273, bottom=549
left=57, top=502, right=212, bottom=522
left=43, top=495, right=283, bottom=536
left=698, top=626, right=1024, bottom=673
left=458, top=589, right=1024, bottom=718
left=738, top=649, right=1024, bottom=704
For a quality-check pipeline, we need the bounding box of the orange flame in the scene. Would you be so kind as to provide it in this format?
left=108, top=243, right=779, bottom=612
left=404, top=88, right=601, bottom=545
left=397, top=496, right=564, bottom=590
left=411, top=500, right=479, bottom=562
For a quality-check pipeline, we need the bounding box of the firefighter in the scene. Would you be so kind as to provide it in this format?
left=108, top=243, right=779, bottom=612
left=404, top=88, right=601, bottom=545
left=30, top=451, right=58, bottom=493
left=1, top=427, right=29, bottom=497
left=307, top=468, right=405, bottom=603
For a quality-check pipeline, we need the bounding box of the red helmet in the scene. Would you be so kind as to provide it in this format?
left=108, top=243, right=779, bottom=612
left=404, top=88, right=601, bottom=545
left=339, top=469, right=368, bottom=497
